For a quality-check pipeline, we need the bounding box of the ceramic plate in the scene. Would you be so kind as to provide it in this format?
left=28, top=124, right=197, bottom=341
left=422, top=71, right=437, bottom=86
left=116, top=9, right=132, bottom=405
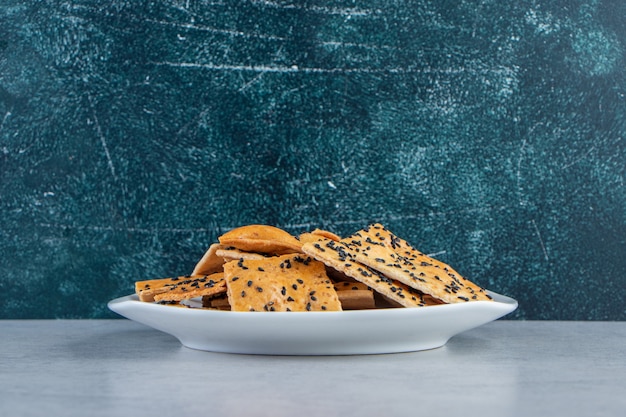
left=108, top=290, right=516, bottom=355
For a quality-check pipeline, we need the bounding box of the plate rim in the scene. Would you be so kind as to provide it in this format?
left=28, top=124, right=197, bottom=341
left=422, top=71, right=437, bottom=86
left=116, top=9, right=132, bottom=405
left=108, top=289, right=517, bottom=318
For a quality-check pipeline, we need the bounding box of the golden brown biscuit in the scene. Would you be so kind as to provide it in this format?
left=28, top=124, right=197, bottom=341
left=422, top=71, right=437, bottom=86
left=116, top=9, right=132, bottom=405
left=223, top=254, right=342, bottom=312
left=202, top=293, right=231, bottom=310
left=191, top=243, right=227, bottom=276
left=136, top=273, right=226, bottom=303
left=215, top=247, right=270, bottom=262
left=302, top=239, right=442, bottom=308
left=322, top=223, right=492, bottom=304
left=299, top=228, right=341, bottom=245
left=219, top=224, right=302, bottom=255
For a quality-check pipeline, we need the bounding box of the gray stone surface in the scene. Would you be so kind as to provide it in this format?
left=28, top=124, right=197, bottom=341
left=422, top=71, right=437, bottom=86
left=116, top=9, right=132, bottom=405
left=1, top=320, right=625, bottom=417
left=1, top=1, right=625, bottom=319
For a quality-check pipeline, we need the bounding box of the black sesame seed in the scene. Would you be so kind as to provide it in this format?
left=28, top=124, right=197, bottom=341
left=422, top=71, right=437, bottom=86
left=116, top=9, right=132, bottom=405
left=314, top=243, right=325, bottom=252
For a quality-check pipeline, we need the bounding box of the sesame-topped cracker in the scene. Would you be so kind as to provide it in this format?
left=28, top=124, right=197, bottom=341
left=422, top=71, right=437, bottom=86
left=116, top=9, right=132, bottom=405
left=191, top=243, right=227, bottom=276
left=223, top=254, right=342, bottom=312
left=219, top=224, right=302, bottom=255
left=337, top=224, right=492, bottom=304
left=302, top=239, right=440, bottom=308
left=136, top=272, right=226, bottom=303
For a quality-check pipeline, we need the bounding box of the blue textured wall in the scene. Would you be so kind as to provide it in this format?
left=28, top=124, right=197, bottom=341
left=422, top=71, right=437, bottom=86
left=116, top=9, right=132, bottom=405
left=1, top=1, right=624, bottom=319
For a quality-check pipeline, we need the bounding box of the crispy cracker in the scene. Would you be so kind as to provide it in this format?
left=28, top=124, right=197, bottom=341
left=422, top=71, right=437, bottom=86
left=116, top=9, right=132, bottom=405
left=337, top=224, right=492, bottom=303
left=299, top=229, right=341, bottom=244
left=310, top=228, right=341, bottom=241
left=336, top=290, right=376, bottom=309
left=202, top=293, right=231, bottom=310
left=301, top=239, right=441, bottom=308
left=223, top=254, right=342, bottom=312
left=136, top=273, right=226, bottom=303
left=191, top=243, right=227, bottom=276
left=219, top=224, right=302, bottom=255
left=298, top=232, right=326, bottom=245
left=333, top=281, right=370, bottom=291
left=215, top=248, right=270, bottom=262
left=333, top=281, right=375, bottom=309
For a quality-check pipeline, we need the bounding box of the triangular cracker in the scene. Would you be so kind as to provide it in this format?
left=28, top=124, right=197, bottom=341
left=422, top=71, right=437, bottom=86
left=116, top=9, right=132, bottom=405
left=337, top=224, right=492, bottom=304
left=301, top=239, right=442, bottom=308
left=192, top=243, right=227, bottom=276
left=223, top=254, right=342, bottom=312
left=135, top=273, right=226, bottom=303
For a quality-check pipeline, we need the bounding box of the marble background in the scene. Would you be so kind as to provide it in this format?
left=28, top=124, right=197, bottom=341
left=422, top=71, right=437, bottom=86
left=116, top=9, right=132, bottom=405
left=1, top=0, right=624, bottom=319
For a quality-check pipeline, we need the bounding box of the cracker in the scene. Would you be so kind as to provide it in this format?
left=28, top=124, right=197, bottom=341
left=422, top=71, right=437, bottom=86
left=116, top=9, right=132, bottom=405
left=301, top=239, right=439, bottom=308
left=223, top=254, right=342, bottom=312
left=298, top=232, right=326, bottom=245
left=332, top=281, right=375, bottom=309
left=191, top=243, right=226, bottom=276
left=215, top=247, right=270, bottom=262
left=135, top=276, right=185, bottom=302
left=136, top=273, right=226, bottom=303
left=202, top=293, right=231, bottom=310
left=299, top=228, right=341, bottom=244
left=332, top=281, right=370, bottom=291
left=219, top=224, right=302, bottom=255
left=336, top=290, right=376, bottom=309
left=337, top=224, right=492, bottom=303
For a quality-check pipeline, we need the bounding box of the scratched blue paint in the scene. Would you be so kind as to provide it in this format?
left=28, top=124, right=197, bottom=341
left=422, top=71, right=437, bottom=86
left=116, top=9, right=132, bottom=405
left=0, top=0, right=624, bottom=319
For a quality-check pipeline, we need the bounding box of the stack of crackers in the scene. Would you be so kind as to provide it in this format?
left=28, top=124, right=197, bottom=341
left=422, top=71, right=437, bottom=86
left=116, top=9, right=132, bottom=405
left=134, top=223, right=492, bottom=312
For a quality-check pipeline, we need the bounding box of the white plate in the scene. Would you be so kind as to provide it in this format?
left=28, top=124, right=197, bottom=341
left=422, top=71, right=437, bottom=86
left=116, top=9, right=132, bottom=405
left=108, top=290, right=517, bottom=355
